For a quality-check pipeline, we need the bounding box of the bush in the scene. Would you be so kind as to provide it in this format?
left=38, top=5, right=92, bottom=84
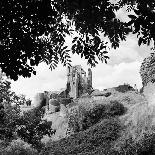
left=40, top=118, right=122, bottom=155
left=0, top=104, right=21, bottom=140
left=0, top=77, right=55, bottom=152
left=67, top=106, right=80, bottom=133
left=0, top=105, right=55, bottom=152
left=16, top=108, right=55, bottom=151
left=112, top=102, right=155, bottom=155
left=113, top=132, right=155, bottom=155
left=81, top=104, right=106, bottom=130
left=114, top=84, right=135, bottom=93
left=104, top=92, right=111, bottom=97
left=67, top=99, right=126, bottom=133
left=0, top=138, right=38, bottom=155
left=108, top=100, right=127, bottom=116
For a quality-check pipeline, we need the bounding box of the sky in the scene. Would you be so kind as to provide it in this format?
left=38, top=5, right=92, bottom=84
left=10, top=6, right=152, bottom=101
left=10, top=35, right=151, bottom=100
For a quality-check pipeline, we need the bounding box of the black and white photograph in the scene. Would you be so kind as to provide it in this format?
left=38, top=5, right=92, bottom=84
left=0, top=0, right=155, bottom=154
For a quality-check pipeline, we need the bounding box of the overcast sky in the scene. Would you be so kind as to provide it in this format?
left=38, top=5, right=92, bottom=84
left=10, top=7, right=152, bottom=100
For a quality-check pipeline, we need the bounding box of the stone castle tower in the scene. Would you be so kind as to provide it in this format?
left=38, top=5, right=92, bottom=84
left=67, top=65, right=92, bottom=98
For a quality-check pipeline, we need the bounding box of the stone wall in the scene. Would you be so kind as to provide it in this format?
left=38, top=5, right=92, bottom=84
left=67, top=65, right=93, bottom=98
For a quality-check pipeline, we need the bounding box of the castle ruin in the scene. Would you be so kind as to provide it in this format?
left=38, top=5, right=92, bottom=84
left=32, top=65, right=93, bottom=116
left=67, top=65, right=93, bottom=98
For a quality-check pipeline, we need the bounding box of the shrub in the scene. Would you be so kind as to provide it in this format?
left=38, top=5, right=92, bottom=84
left=0, top=104, right=21, bottom=140
left=0, top=77, right=56, bottom=152
left=67, top=99, right=126, bottom=133
left=59, top=98, right=72, bottom=106
left=104, top=92, right=111, bottom=97
left=81, top=101, right=126, bottom=130
left=0, top=138, right=38, bottom=155
left=67, top=106, right=80, bottom=133
left=16, top=109, right=55, bottom=151
left=114, top=132, right=155, bottom=155
left=81, top=104, right=106, bottom=130
left=112, top=102, right=155, bottom=155
left=108, top=100, right=127, bottom=116
left=0, top=104, right=55, bottom=152
left=114, top=84, right=135, bottom=93
left=40, top=118, right=122, bottom=155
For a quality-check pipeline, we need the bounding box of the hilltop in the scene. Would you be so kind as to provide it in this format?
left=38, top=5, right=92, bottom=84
left=1, top=80, right=155, bottom=155
left=1, top=62, right=155, bottom=155
left=39, top=84, right=151, bottom=155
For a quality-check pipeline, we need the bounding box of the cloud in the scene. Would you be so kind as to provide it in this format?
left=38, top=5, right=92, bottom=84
left=11, top=59, right=142, bottom=100
left=108, top=38, right=140, bottom=65
left=92, top=61, right=142, bottom=90
left=107, top=35, right=151, bottom=65
left=11, top=34, right=150, bottom=100
left=11, top=63, right=67, bottom=99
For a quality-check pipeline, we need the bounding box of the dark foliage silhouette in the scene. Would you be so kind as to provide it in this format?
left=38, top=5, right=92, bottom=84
left=0, top=78, right=55, bottom=151
left=0, top=0, right=155, bottom=80
left=0, top=0, right=71, bottom=80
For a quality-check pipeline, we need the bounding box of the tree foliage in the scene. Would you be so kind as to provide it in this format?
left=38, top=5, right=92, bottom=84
left=0, top=105, right=55, bottom=151
left=0, top=0, right=155, bottom=80
left=120, top=0, right=155, bottom=47
left=16, top=109, right=55, bottom=150
left=0, top=78, right=55, bottom=151
left=0, top=0, right=71, bottom=80
left=0, top=77, right=27, bottom=105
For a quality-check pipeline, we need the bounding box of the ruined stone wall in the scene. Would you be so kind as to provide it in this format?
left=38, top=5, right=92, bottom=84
left=67, top=65, right=92, bottom=98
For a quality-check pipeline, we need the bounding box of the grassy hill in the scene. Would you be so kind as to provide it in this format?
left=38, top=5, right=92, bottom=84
left=2, top=85, right=155, bottom=155
left=41, top=118, right=121, bottom=155
left=39, top=88, right=153, bottom=155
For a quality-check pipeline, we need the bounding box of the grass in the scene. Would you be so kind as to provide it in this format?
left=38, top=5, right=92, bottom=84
left=113, top=99, right=155, bottom=155
left=4, top=88, right=155, bottom=155
left=0, top=138, right=38, bottom=155
left=40, top=118, right=122, bottom=155
left=40, top=93, right=129, bottom=155
left=40, top=90, right=151, bottom=155
left=67, top=98, right=126, bottom=133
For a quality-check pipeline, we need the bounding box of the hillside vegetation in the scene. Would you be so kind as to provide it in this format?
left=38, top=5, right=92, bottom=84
left=2, top=84, right=155, bottom=155
left=40, top=88, right=155, bottom=155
